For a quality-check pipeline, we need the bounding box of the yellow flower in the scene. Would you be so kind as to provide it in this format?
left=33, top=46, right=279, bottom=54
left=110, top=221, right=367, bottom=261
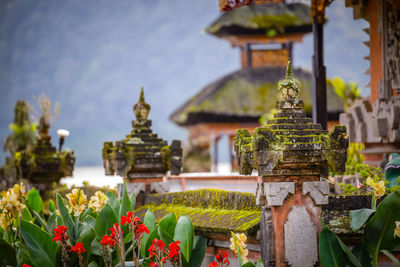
left=366, top=177, right=373, bottom=186
left=66, top=188, right=88, bottom=216
left=0, top=183, right=26, bottom=230
left=371, top=181, right=385, bottom=198
left=229, top=232, right=249, bottom=263
left=394, top=221, right=400, bottom=238
left=89, top=191, right=108, bottom=212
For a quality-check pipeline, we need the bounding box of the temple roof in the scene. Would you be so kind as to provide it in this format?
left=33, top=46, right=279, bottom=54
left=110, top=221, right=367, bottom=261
left=170, top=66, right=344, bottom=126
left=205, top=3, right=312, bottom=39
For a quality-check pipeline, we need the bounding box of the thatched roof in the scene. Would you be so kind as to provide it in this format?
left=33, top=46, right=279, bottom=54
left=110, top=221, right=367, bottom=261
left=205, top=3, right=312, bottom=38
left=170, top=66, right=344, bottom=126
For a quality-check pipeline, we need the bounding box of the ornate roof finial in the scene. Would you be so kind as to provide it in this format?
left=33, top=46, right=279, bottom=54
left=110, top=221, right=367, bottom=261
left=133, top=87, right=151, bottom=122
left=278, top=58, right=302, bottom=102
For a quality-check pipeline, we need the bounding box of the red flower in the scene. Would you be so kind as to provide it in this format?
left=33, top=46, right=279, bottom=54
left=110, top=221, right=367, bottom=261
left=22, top=264, right=31, bottom=267
left=121, top=211, right=133, bottom=225
left=149, top=263, right=159, bottom=267
left=70, top=242, right=86, bottom=255
left=110, top=223, right=123, bottom=237
left=209, top=262, right=218, bottom=267
left=168, top=240, right=181, bottom=259
left=100, top=234, right=115, bottom=247
left=136, top=223, right=149, bottom=236
left=52, top=225, right=68, bottom=243
left=216, top=249, right=227, bottom=263
left=148, top=239, right=166, bottom=259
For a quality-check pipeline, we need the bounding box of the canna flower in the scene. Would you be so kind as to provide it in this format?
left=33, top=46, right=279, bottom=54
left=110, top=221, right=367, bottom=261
left=70, top=242, right=86, bottom=255
left=150, top=263, right=159, bottom=267
left=52, top=225, right=68, bottom=243
left=121, top=211, right=133, bottom=225
left=230, top=232, right=249, bottom=263
left=100, top=234, right=115, bottom=247
left=366, top=177, right=373, bottom=186
left=22, top=264, right=31, bottom=267
left=0, top=183, right=26, bottom=230
left=66, top=188, right=87, bottom=216
left=88, top=191, right=108, bottom=212
left=208, top=262, right=218, bottom=267
left=371, top=180, right=385, bottom=198
left=168, top=240, right=181, bottom=265
left=135, top=223, right=149, bottom=239
left=395, top=221, right=400, bottom=238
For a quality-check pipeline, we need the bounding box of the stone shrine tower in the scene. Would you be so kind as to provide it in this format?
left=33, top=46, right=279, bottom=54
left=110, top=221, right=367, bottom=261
left=102, top=88, right=182, bottom=196
left=234, top=60, right=349, bottom=266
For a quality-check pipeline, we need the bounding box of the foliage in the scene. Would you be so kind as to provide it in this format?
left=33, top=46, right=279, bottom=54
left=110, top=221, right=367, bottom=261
left=331, top=142, right=364, bottom=176
left=0, top=182, right=206, bottom=267
left=327, top=77, right=361, bottom=111
left=320, top=192, right=400, bottom=267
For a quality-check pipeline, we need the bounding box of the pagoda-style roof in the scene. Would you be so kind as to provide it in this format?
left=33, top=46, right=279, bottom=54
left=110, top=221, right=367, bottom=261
left=170, top=66, right=344, bottom=126
left=205, top=3, right=312, bottom=39
left=135, top=189, right=261, bottom=237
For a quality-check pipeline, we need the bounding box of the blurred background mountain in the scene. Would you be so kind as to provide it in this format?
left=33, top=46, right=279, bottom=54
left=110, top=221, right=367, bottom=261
left=0, top=0, right=368, bottom=166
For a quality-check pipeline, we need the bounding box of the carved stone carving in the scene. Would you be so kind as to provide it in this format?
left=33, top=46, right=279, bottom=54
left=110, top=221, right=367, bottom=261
left=265, top=182, right=294, bottom=206
left=302, top=181, right=330, bottom=205
left=150, top=182, right=170, bottom=194
left=117, top=182, right=145, bottom=199
left=284, top=206, right=318, bottom=267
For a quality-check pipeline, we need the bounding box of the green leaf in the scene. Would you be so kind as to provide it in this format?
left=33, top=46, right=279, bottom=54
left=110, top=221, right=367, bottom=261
left=84, top=215, right=97, bottom=229
left=140, top=209, right=156, bottom=257
left=22, top=207, right=33, bottom=222
left=33, top=210, right=50, bottom=233
left=381, top=249, right=400, bottom=266
left=187, top=236, right=207, bottom=267
left=20, top=220, right=57, bottom=266
left=119, top=181, right=132, bottom=219
left=77, top=227, right=95, bottom=261
left=241, top=262, right=256, bottom=267
left=0, top=239, right=16, bottom=266
left=236, top=242, right=243, bottom=266
left=94, top=204, right=117, bottom=241
left=319, top=227, right=362, bottom=267
left=363, top=192, right=400, bottom=261
left=256, top=258, right=264, bottom=267
left=27, top=188, right=43, bottom=213
left=352, top=242, right=371, bottom=267
left=105, top=191, right=120, bottom=215
left=350, top=209, right=375, bottom=232
left=56, top=193, right=76, bottom=242
left=88, top=262, right=99, bottom=267
left=158, top=213, right=177, bottom=245
left=174, top=215, right=194, bottom=262
left=16, top=243, right=35, bottom=267
left=82, top=207, right=96, bottom=219
left=49, top=200, right=56, bottom=213
left=130, top=191, right=136, bottom=211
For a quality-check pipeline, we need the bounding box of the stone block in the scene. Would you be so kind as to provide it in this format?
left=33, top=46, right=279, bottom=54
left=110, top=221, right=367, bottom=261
left=302, top=181, right=329, bottom=205
left=265, top=182, right=294, bottom=206
left=284, top=206, right=318, bottom=267
left=260, top=207, right=275, bottom=267
left=150, top=182, right=170, bottom=193
left=117, top=182, right=145, bottom=199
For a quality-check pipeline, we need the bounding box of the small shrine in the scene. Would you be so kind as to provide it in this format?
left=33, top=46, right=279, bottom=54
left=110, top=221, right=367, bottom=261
left=16, top=104, right=75, bottom=186
left=234, top=60, right=349, bottom=266
left=102, top=88, right=182, bottom=195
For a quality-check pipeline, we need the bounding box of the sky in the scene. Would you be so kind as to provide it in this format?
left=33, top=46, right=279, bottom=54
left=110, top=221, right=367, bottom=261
left=0, top=0, right=369, bottom=166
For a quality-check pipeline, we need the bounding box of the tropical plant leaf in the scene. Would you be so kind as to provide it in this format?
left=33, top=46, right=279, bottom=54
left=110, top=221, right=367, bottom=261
left=33, top=210, right=51, bottom=233
left=20, top=220, right=57, bottom=266
left=143, top=226, right=160, bottom=258
left=140, top=209, right=156, bottom=257
left=88, top=262, right=99, bottom=267
left=363, top=192, right=400, bottom=261
left=27, top=188, right=43, bottom=214
left=119, top=181, right=132, bottom=219
left=158, top=213, right=177, bottom=245
left=186, top=236, right=207, bottom=267
left=56, top=193, right=76, bottom=242
left=381, top=249, right=400, bottom=266
left=319, top=226, right=361, bottom=267
left=94, top=204, right=117, bottom=241
left=241, top=262, right=256, bottom=267
left=352, top=242, right=371, bottom=267
left=256, top=258, right=264, bottom=267
left=0, top=239, right=16, bottom=266
left=105, top=191, right=120, bottom=215
left=77, top=227, right=95, bottom=261
left=350, top=208, right=375, bottom=232
left=130, top=191, right=136, bottom=211
left=49, top=199, right=56, bottom=213
left=174, top=215, right=194, bottom=262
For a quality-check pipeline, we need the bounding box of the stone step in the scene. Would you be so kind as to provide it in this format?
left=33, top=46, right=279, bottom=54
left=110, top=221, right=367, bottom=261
left=267, top=118, right=313, bottom=125
left=269, top=123, right=323, bottom=131
left=274, top=111, right=306, bottom=119
left=271, top=129, right=328, bottom=136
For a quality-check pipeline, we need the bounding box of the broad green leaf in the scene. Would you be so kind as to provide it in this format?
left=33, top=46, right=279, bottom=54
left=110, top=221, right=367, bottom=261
left=158, top=213, right=177, bottom=245
left=84, top=215, right=97, bottom=229
left=130, top=191, right=136, bottom=211
left=241, top=262, right=256, bottom=267
left=16, top=243, right=35, bottom=267
left=352, top=242, right=371, bottom=267
left=381, top=249, right=400, bottom=266
left=256, top=258, right=264, bottom=267
left=119, top=181, right=132, bottom=219
left=77, top=227, right=95, bottom=261
left=88, top=262, right=99, bottom=267
left=56, top=193, right=76, bottom=242
left=82, top=207, right=96, bottom=219
left=174, top=215, right=194, bottom=262
left=350, top=209, right=375, bottom=232
left=94, top=204, right=117, bottom=241
left=186, top=236, right=207, bottom=267
left=319, top=227, right=362, bottom=267
left=47, top=213, right=57, bottom=232
left=105, top=191, right=120, bottom=215
left=22, top=207, right=33, bottom=222
left=363, top=192, right=400, bottom=261
left=0, top=239, right=16, bottom=266
left=236, top=242, right=243, bottom=266
left=28, top=188, right=43, bottom=213
left=20, top=220, right=57, bottom=266
left=140, top=209, right=156, bottom=257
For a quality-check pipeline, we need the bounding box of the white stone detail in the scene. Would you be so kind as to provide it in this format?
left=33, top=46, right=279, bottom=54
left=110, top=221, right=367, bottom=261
left=117, top=182, right=145, bottom=199
left=150, top=182, right=170, bottom=193
left=265, top=182, right=294, bottom=206
left=302, top=181, right=329, bottom=205
left=284, top=206, right=318, bottom=267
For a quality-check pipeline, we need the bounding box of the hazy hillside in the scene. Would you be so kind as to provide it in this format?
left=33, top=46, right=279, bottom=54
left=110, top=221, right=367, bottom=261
left=0, top=0, right=368, bottom=166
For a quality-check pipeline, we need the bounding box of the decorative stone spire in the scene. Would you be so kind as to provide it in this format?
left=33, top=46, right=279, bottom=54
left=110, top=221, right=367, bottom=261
left=277, top=59, right=302, bottom=102
left=133, top=87, right=151, bottom=122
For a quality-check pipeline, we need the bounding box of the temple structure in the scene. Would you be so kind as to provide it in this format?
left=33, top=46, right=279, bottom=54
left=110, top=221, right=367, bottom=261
left=170, top=2, right=344, bottom=171
left=234, top=60, right=348, bottom=266
left=102, top=88, right=182, bottom=196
